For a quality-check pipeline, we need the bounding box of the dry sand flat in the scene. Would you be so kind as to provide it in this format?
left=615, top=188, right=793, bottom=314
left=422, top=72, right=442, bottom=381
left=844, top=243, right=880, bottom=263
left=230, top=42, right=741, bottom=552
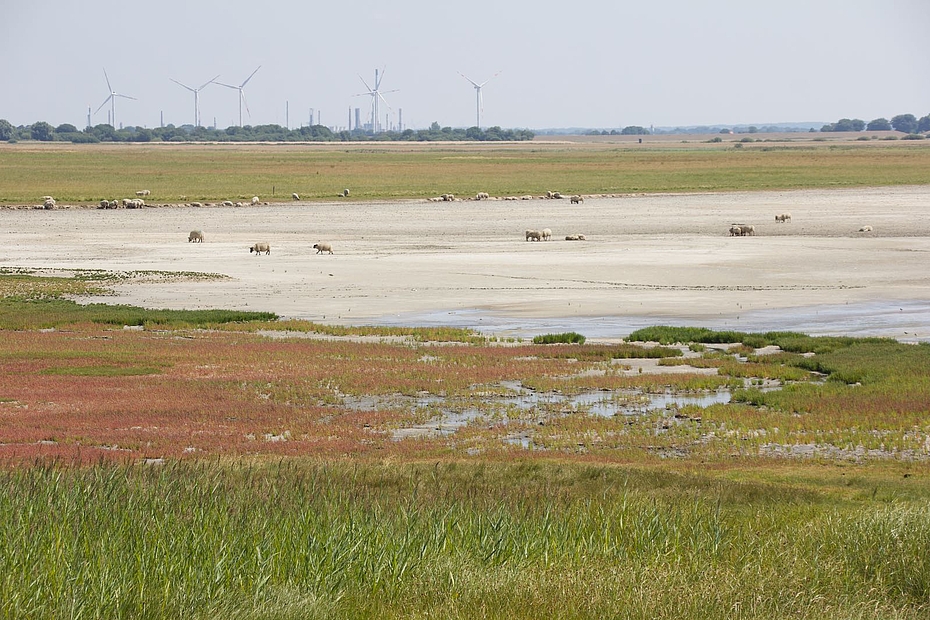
left=1, top=186, right=928, bottom=340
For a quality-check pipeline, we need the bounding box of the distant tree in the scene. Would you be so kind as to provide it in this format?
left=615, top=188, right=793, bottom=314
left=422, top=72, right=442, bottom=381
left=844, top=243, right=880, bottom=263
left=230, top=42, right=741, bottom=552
left=866, top=118, right=892, bottom=131
left=891, top=114, right=918, bottom=133
left=0, top=119, right=12, bottom=140
left=820, top=124, right=836, bottom=132
left=747, top=126, right=758, bottom=133
left=31, top=121, right=54, bottom=141
left=429, top=121, right=441, bottom=132
left=55, top=123, right=78, bottom=134
left=719, top=128, right=731, bottom=134
left=832, top=118, right=865, bottom=132
left=918, top=115, right=930, bottom=133
left=89, top=123, right=119, bottom=141
left=620, top=126, right=650, bottom=135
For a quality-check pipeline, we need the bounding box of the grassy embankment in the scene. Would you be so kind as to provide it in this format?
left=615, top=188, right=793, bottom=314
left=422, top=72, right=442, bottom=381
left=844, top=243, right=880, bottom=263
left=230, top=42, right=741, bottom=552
left=1, top=141, right=930, bottom=204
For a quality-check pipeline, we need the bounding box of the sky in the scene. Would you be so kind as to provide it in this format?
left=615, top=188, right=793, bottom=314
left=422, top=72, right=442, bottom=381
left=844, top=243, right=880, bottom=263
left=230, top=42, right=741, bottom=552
left=1, top=0, right=929, bottom=131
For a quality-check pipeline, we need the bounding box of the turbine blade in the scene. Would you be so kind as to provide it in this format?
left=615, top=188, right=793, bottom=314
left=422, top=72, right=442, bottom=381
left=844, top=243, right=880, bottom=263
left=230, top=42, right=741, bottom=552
left=479, top=70, right=502, bottom=88
left=103, top=68, right=112, bottom=92
left=170, top=78, right=194, bottom=92
left=376, top=66, right=386, bottom=89
left=115, top=94, right=137, bottom=101
left=94, top=95, right=112, bottom=114
left=198, top=75, right=220, bottom=91
left=479, top=90, right=484, bottom=113
left=381, top=88, right=400, bottom=95
left=377, top=92, right=392, bottom=110
left=241, top=65, right=261, bottom=88
left=241, top=91, right=251, bottom=118
left=214, top=81, right=238, bottom=89
left=458, top=71, right=479, bottom=88
left=357, top=74, right=373, bottom=92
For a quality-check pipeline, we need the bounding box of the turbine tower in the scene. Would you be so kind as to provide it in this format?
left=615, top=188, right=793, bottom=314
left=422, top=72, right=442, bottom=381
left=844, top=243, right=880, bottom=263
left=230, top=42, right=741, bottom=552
left=353, top=68, right=398, bottom=133
left=458, top=71, right=501, bottom=129
left=170, top=75, right=220, bottom=127
left=216, top=66, right=261, bottom=127
left=94, top=68, right=136, bottom=128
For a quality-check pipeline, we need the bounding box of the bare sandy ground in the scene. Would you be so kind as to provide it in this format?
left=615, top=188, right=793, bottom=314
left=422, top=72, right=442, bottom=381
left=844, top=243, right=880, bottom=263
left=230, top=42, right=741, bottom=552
left=2, top=186, right=928, bottom=341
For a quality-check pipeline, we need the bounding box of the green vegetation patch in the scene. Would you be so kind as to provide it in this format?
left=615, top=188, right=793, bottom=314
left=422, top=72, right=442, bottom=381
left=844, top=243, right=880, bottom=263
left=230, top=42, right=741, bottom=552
left=532, top=332, right=586, bottom=344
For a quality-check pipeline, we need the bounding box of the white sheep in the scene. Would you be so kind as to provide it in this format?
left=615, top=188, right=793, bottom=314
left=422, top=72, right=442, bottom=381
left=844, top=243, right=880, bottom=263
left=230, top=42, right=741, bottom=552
left=570, top=195, right=583, bottom=204
left=292, top=193, right=300, bottom=201
left=525, top=229, right=542, bottom=241
left=442, top=193, right=455, bottom=202
left=190, top=202, right=202, bottom=208
left=521, top=195, right=533, bottom=200
left=127, top=199, right=144, bottom=209
left=251, top=196, right=260, bottom=205
left=577, top=234, right=586, bottom=241
left=250, top=243, right=271, bottom=255
left=313, top=242, right=334, bottom=254
left=739, top=225, right=755, bottom=236
left=729, top=225, right=742, bottom=236
left=541, top=228, right=552, bottom=241
left=135, top=190, right=151, bottom=197
left=858, top=225, right=873, bottom=232
left=342, top=188, right=350, bottom=197
left=188, top=230, right=204, bottom=243
left=99, top=199, right=110, bottom=209
left=775, top=212, right=792, bottom=223
left=476, top=192, right=490, bottom=200
left=222, top=200, right=234, bottom=207
left=552, top=192, right=563, bottom=199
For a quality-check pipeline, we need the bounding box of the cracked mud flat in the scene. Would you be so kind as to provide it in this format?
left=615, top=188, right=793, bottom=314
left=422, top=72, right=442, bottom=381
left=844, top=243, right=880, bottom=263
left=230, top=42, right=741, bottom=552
left=1, top=186, right=928, bottom=341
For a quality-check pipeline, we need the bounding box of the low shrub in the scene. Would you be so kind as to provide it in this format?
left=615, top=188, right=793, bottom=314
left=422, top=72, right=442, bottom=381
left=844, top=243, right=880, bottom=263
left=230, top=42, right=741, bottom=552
left=532, top=332, right=586, bottom=345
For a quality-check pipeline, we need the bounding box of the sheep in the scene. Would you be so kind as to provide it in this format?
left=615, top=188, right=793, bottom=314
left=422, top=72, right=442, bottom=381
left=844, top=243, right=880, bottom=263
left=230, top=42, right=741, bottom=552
left=250, top=242, right=271, bottom=255
left=428, top=197, right=443, bottom=202
left=222, top=200, right=234, bottom=207
left=251, top=196, right=260, bottom=205
left=504, top=196, right=519, bottom=201
left=525, top=229, right=542, bottom=241
left=476, top=192, right=489, bottom=200
left=99, top=199, right=110, bottom=209
left=729, top=225, right=742, bottom=236
left=546, top=191, right=554, bottom=199
left=188, top=230, right=204, bottom=243
left=442, top=193, right=455, bottom=202
left=541, top=228, right=552, bottom=241
left=521, top=195, right=534, bottom=200
left=739, top=225, right=755, bottom=236
left=135, top=190, right=151, bottom=197
left=775, top=212, right=792, bottom=223
left=190, top=202, right=202, bottom=208
left=342, top=188, right=350, bottom=197
left=43, top=198, right=56, bottom=210
left=313, top=242, right=334, bottom=254
left=565, top=234, right=587, bottom=241
left=570, top=195, right=583, bottom=204
left=552, top=191, right=563, bottom=199
left=42, top=196, right=54, bottom=202
left=858, top=225, right=873, bottom=233
left=577, top=234, right=586, bottom=241
left=127, top=199, right=144, bottom=209
left=291, top=193, right=300, bottom=201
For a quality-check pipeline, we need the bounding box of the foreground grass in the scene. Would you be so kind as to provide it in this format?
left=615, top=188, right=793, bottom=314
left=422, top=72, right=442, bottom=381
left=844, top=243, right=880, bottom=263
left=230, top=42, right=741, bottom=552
left=1, top=461, right=928, bottom=619
left=1, top=142, right=930, bottom=204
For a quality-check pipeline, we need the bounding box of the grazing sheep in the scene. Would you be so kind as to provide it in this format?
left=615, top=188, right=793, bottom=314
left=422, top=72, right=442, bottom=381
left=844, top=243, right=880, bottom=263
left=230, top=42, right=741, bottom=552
left=504, top=196, right=518, bottom=201
left=343, top=188, right=350, bottom=197
left=190, top=202, right=202, bottom=208
left=570, top=195, right=583, bottom=204
left=729, top=225, right=742, bottom=236
left=428, top=197, right=443, bottom=202
left=775, top=212, right=792, bottom=223
left=858, top=225, right=873, bottom=233
left=565, top=234, right=587, bottom=241
left=476, top=192, right=490, bottom=200
left=552, top=192, right=563, bottom=199
left=43, top=198, right=56, bottom=210
left=135, top=190, right=151, bottom=197
left=739, top=225, right=755, bottom=236
left=525, top=229, right=542, bottom=241
left=99, top=199, right=110, bottom=209
left=313, top=242, right=334, bottom=254
left=442, top=193, right=455, bottom=202
left=577, top=234, right=586, bottom=241
left=250, top=243, right=271, bottom=255
left=188, top=230, right=204, bottom=243
left=541, top=228, right=552, bottom=241
left=545, top=191, right=554, bottom=199
left=222, top=200, right=234, bottom=207
left=251, top=196, right=260, bottom=205
left=127, top=198, right=144, bottom=209
left=291, top=193, right=300, bottom=201
left=521, top=195, right=534, bottom=200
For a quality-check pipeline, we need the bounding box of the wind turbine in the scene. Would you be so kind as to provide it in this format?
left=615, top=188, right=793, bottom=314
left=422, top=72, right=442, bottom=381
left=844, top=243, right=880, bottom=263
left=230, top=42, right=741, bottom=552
left=216, top=66, right=261, bottom=127
left=170, top=75, right=220, bottom=127
left=353, top=68, right=398, bottom=133
left=94, top=68, right=136, bottom=128
left=458, top=70, right=501, bottom=129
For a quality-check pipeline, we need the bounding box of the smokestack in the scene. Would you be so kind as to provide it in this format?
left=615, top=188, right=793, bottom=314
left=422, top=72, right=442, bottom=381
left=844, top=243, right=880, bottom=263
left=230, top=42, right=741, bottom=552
left=87, top=106, right=91, bottom=130
left=398, top=108, right=403, bottom=132
left=355, top=108, right=360, bottom=131
left=160, top=110, right=164, bottom=128
left=286, top=100, right=289, bottom=130
left=348, top=106, right=352, bottom=130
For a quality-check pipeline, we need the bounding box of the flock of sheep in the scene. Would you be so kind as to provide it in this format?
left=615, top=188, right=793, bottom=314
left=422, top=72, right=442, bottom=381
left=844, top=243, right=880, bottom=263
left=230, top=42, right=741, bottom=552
left=428, top=191, right=585, bottom=204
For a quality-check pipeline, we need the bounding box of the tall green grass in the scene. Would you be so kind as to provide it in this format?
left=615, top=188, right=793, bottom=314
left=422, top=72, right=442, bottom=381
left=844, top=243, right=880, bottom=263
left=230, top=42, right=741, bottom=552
left=0, top=462, right=927, bottom=619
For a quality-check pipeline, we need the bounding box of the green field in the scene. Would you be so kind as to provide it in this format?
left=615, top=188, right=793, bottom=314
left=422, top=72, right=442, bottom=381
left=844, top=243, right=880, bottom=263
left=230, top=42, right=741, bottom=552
left=1, top=141, right=930, bottom=204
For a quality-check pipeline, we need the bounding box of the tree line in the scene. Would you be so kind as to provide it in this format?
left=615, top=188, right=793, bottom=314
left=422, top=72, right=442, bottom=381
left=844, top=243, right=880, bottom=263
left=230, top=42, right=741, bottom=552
left=0, top=119, right=534, bottom=143
left=821, top=113, right=930, bottom=134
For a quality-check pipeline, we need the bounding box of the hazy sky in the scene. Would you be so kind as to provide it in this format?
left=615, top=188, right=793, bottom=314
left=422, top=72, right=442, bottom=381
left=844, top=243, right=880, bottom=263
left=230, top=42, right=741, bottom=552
left=2, top=0, right=928, bottom=130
